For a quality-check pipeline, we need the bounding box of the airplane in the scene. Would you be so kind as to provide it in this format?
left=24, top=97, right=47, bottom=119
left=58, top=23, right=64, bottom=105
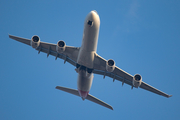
left=9, top=10, right=172, bottom=110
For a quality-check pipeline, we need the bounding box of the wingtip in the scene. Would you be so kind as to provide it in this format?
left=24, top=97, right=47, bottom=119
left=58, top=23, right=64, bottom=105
left=8, top=34, right=13, bottom=38
left=109, top=105, right=113, bottom=110
left=168, top=95, right=172, bottom=98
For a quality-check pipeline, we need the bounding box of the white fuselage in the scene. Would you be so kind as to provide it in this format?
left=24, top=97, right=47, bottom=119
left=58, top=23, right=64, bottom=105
left=77, top=11, right=100, bottom=98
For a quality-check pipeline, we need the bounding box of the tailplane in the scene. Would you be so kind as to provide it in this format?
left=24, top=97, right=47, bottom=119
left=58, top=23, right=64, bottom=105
left=56, top=86, right=113, bottom=110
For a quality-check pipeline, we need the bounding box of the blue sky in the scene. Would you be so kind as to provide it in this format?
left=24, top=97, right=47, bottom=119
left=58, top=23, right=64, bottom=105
left=1, top=0, right=180, bottom=119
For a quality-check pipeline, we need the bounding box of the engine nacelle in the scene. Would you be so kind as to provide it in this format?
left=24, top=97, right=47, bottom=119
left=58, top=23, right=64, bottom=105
left=133, top=74, right=142, bottom=88
left=56, top=40, right=66, bottom=53
left=106, top=59, right=115, bottom=72
left=31, top=35, right=40, bottom=48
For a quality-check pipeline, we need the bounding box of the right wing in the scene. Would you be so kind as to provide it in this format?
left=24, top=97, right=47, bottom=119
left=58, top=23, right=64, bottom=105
left=93, top=53, right=172, bottom=98
left=9, top=35, right=79, bottom=67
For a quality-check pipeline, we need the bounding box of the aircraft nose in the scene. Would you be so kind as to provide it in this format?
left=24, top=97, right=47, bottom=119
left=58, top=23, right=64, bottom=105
left=89, top=10, right=99, bottom=19
left=86, top=10, right=100, bottom=27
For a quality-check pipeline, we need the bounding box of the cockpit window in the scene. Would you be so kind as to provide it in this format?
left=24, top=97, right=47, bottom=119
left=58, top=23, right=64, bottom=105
left=87, top=20, right=93, bottom=27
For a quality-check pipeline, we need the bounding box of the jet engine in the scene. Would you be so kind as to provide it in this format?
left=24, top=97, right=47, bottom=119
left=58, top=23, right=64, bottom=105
left=31, top=35, right=40, bottom=48
left=106, top=59, right=115, bottom=72
left=133, top=74, right=142, bottom=88
left=56, top=40, right=66, bottom=53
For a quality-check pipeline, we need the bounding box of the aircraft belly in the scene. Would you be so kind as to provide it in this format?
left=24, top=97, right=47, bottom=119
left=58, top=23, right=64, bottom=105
left=77, top=71, right=93, bottom=92
left=81, top=30, right=98, bottom=52
left=77, top=11, right=100, bottom=68
left=77, top=30, right=98, bottom=68
left=77, top=50, right=95, bottom=68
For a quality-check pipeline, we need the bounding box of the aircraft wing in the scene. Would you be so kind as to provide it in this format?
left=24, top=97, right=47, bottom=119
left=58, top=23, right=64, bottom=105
left=93, top=53, right=172, bottom=98
left=9, top=35, right=79, bottom=67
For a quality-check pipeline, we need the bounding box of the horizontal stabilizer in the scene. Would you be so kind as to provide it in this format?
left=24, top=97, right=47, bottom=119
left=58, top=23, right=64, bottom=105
left=56, top=86, right=113, bottom=110
left=86, top=94, right=113, bottom=110
left=56, top=86, right=80, bottom=97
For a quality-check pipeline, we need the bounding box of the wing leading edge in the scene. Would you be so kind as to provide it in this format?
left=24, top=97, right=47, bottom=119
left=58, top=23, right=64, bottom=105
left=93, top=53, right=172, bottom=98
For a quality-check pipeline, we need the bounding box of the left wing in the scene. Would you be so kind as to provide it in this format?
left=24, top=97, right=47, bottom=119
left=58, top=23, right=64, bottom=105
left=9, top=35, right=79, bottom=66
left=93, top=53, right=172, bottom=98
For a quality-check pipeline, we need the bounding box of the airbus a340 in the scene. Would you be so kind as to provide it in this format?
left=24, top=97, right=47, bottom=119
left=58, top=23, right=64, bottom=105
left=9, top=10, right=172, bottom=110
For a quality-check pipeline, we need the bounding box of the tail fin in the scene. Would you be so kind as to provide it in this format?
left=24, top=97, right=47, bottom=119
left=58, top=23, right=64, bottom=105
left=56, top=86, right=113, bottom=110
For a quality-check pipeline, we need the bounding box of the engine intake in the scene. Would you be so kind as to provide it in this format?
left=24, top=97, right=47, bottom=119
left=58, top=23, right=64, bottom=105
left=106, top=59, right=115, bottom=72
left=133, top=74, right=142, bottom=88
left=56, top=40, right=66, bottom=53
left=31, top=35, right=40, bottom=48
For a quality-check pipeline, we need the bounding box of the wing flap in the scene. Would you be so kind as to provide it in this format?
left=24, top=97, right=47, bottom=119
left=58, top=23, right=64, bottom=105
left=93, top=69, right=132, bottom=86
left=37, top=42, right=78, bottom=66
